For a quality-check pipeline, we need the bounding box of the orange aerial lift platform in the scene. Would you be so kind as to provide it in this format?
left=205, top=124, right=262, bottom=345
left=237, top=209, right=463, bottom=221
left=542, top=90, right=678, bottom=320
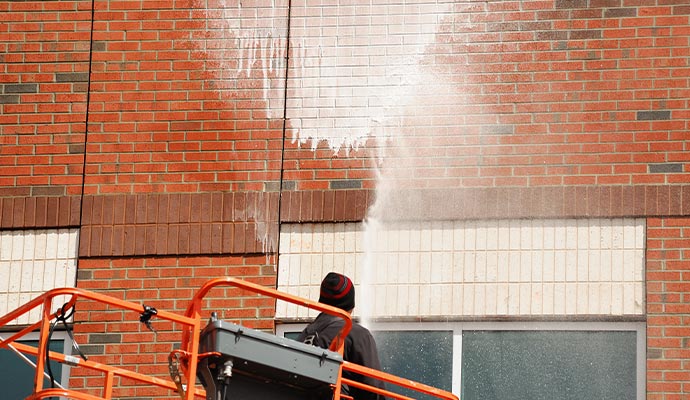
left=0, top=277, right=459, bottom=400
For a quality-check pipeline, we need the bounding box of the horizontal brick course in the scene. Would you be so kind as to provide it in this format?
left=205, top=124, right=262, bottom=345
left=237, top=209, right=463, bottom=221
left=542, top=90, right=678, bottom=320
left=280, top=185, right=690, bottom=222
left=7, top=183, right=683, bottom=256
left=79, top=192, right=280, bottom=257
left=0, top=196, right=81, bottom=228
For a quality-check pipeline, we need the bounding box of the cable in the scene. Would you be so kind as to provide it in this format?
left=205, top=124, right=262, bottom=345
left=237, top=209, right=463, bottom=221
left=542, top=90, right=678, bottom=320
left=75, top=0, right=96, bottom=277
left=46, top=303, right=88, bottom=388
left=275, top=0, right=293, bottom=283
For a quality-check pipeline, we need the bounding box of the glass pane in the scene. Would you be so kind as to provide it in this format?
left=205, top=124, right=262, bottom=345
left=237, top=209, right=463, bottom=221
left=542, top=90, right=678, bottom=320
left=461, top=331, right=637, bottom=400
left=374, top=330, right=453, bottom=400
left=0, top=339, right=64, bottom=400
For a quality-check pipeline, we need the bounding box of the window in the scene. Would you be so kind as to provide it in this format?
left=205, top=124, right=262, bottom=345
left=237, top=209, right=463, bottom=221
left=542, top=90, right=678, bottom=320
left=277, top=321, right=645, bottom=400
left=374, top=330, right=453, bottom=400
left=0, top=331, right=71, bottom=399
left=461, top=330, right=637, bottom=400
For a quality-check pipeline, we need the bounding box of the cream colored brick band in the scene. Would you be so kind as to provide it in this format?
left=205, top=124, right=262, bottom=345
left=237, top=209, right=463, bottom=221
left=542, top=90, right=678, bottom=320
left=277, top=219, right=645, bottom=320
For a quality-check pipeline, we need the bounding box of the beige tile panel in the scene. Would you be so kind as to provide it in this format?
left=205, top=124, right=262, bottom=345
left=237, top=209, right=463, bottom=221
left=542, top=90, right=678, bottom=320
left=0, top=229, right=79, bottom=325
left=276, top=219, right=645, bottom=319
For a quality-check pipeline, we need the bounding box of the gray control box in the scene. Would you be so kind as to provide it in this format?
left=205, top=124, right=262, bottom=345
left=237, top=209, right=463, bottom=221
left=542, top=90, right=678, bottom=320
left=197, top=319, right=343, bottom=400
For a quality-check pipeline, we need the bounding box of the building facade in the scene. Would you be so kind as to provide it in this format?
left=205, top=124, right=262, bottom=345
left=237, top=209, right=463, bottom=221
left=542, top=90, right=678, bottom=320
left=1, top=0, right=690, bottom=398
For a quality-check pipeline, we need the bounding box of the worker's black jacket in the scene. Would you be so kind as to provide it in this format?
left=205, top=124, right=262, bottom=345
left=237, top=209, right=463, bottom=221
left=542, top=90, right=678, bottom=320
left=298, top=313, right=386, bottom=400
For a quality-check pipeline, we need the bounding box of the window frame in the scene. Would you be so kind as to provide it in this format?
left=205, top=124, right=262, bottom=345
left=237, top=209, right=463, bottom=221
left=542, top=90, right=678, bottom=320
left=0, top=330, right=72, bottom=392
left=276, top=320, right=645, bottom=400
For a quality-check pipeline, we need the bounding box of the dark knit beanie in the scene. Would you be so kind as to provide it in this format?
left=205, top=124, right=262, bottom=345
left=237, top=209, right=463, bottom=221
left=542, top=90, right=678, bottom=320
left=319, top=272, right=355, bottom=311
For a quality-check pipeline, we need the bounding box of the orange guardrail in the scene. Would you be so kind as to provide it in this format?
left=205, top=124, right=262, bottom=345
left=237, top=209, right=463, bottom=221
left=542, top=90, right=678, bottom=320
left=0, top=277, right=458, bottom=400
left=0, top=287, right=204, bottom=400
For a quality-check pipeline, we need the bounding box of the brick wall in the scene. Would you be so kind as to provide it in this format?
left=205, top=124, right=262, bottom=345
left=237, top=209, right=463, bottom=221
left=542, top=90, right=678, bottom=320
left=70, top=256, right=276, bottom=398
left=284, top=1, right=690, bottom=191
left=6, top=0, right=690, bottom=229
left=0, top=0, right=90, bottom=197
left=3, top=0, right=690, bottom=226
left=85, top=0, right=288, bottom=195
left=2, top=0, right=690, bottom=398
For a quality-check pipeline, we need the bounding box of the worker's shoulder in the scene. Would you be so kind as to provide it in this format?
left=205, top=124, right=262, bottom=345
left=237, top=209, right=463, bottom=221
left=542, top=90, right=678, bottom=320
left=350, top=321, right=375, bottom=337
left=314, top=313, right=373, bottom=337
left=311, top=312, right=345, bottom=331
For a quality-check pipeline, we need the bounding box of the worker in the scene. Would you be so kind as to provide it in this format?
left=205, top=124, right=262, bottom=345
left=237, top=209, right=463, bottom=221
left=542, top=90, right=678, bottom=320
left=298, top=272, right=386, bottom=400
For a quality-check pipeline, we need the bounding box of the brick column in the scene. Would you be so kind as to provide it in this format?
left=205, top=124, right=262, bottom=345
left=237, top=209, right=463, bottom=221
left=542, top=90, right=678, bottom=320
left=647, top=218, right=690, bottom=399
